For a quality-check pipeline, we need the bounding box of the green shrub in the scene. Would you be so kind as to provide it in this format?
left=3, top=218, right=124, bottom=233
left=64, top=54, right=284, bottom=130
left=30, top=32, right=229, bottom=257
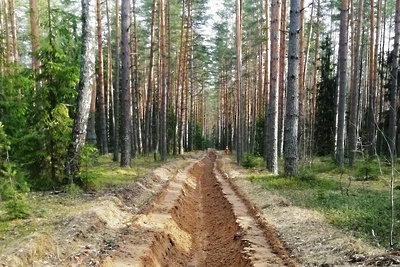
left=242, top=153, right=259, bottom=168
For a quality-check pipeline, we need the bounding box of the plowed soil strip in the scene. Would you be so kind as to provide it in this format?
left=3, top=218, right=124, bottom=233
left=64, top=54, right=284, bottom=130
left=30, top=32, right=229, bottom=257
left=101, top=151, right=296, bottom=267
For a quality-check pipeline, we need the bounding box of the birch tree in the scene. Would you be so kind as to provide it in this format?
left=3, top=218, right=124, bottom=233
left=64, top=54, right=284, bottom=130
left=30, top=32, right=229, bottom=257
left=65, top=0, right=96, bottom=180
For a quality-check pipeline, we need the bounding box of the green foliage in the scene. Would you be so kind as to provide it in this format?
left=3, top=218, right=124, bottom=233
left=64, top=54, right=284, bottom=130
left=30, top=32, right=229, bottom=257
left=80, top=145, right=100, bottom=191
left=0, top=162, right=31, bottom=220
left=63, top=183, right=83, bottom=196
left=314, top=36, right=337, bottom=156
left=353, top=161, right=380, bottom=181
left=249, top=158, right=400, bottom=247
left=242, top=153, right=262, bottom=168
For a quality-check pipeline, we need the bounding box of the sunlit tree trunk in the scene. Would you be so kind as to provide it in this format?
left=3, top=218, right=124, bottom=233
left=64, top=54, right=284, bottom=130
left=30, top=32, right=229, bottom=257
left=29, top=0, right=39, bottom=71
left=335, top=0, right=349, bottom=167
left=144, top=0, right=157, bottom=156
left=284, top=0, right=300, bottom=176
left=298, top=0, right=304, bottom=158
left=348, top=0, right=363, bottom=166
left=278, top=0, right=286, bottom=158
left=120, top=0, right=131, bottom=167
left=160, top=0, right=167, bottom=161
left=8, top=0, right=17, bottom=64
left=97, top=0, right=108, bottom=155
left=236, top=0, right=243, bottom=164
left=368, top=0, right=376, bottom=158
left=264, top=0, right=269, bottom=162
left=65, top=0, right=96, bottom=180
left=266, top=0, right=280, bottom=174
left=311, top=0, right=320, bottom=155
left=131, top=0, right=141, bottom=156
left=113, top=0, right=120, bottom=162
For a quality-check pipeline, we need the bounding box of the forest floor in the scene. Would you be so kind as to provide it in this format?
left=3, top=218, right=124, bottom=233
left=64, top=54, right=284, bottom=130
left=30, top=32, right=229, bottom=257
left=0, top=150, right=394, bottom=267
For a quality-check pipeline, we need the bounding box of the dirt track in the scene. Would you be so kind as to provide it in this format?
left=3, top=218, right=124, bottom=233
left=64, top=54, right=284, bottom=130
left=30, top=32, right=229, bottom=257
left=101, top=151, right=297, bottom=267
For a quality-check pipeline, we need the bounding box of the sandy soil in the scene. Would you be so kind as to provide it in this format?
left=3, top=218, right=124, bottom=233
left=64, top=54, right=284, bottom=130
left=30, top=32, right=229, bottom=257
left=0, top=150, right=389, bottom=267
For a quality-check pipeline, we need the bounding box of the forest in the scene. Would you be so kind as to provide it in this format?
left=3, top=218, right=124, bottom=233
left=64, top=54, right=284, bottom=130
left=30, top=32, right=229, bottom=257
left=0, top=0, right=399, bottom=218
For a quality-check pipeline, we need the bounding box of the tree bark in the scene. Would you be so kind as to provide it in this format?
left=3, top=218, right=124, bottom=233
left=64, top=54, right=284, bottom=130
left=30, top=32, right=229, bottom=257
left=348, top=0, right=363, bottom=166
left=8, top=0, right=17, bottom=64
left=236, top=0, right=243, bottom=164
left=29, top=0, right=39, bottom=71
left=284, top=0, right=300, bottom=176
left=113, top=0, right=120, bottom=162
left=160, top=0, right=167, bottom=161
left=266, top=0, right=280, bottom=174
left=97, top=0, right=108, bottom=155
left=144, top=0, right=157, bottom=156
left=120, top=0, right=131, bottom=167
left=335, top=0, right=349, bottom=167
left=388, top=0, right=400, bottom=160
left=368, top=0, right=376, bottom=158
left=65, top=0, right=96, bottom=181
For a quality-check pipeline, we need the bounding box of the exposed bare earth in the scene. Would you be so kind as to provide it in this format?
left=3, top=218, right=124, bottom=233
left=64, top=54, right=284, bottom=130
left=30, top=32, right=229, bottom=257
left=0, top=150, right=389, bottom=266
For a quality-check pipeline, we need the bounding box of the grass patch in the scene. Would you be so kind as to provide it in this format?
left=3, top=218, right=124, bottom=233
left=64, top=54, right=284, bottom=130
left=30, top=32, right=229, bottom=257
left=81, top=154, right=163, bottom=190
left=248, top=158, right=400, bottom=248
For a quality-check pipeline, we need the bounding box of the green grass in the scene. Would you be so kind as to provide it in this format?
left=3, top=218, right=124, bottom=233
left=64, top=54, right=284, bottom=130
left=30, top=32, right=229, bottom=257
left=80, top=154, right=163, bottom=190
left=248, top=157, right=400, bottom=249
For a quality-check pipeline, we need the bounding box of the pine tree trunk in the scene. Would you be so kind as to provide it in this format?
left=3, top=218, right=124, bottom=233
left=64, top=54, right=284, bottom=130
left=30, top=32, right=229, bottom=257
left=388, top=0, right=400, bottom=159
left=29, top=0, right=39, bottom=71
left=65, top=0, right=96, bottom=181
left=278, top=0, right=286, bottom=158
left=266, top=0, right=280, bottom=174
left=335, top=0, right=349, bottom=167
left=120, top=0, right=131, bottom=167
left=348, top=0, right=363, bottom=166
left=144, top=0, right=157, bottom=156
left=236, top=0, right=243, bottom=164
left=368, top=0, right=376, bottom=158
left=284, top=0, right=300, bottom=176
left=113, top=0, right=120, bottom=162
left=8, top=0, right=17, bottom=64
left=160, top=0, right=167, bottom=161
left=97, top=0, right=108, bottom=155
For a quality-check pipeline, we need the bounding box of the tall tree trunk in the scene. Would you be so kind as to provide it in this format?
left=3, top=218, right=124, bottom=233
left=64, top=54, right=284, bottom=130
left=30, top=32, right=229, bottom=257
left=120, top=0, right=131, bottom=167
left=113, top=0, right=120, bottom=162
left=131, top=0, right=141, bottom=157
left=278, top=0, right=286, bottom=158
left=388, top=0, right=400, bottom=160
left=368, top=0, right=376, bottom=157
left=105, top=0, right=113, bottom=157
left=284, top=0, right=300, bottom=176
left=335, top=0, right=349, bottom=167
left=97, top=0, right=108, bottom=155
left=144, top=0, right=157, bottom=156
left=29, top=0, right=39, bottom=71
left=298, top=0, right=304, bottom=158
left=236, top=0, right=243, bottom=164
left=174, top=0, right=185, bottom=156
left=65, top=0, right=96, bottom=180
left=348, top=0, right=363, bottom=166
left=160, top=0, right=167, bottom=161
left=8, top=0, right=17, bottom=64
left=264, top=0, right=269, bottom=162
left=311, top=0, right=320, bottom=155
left=266, top=0, right=280, bottom=174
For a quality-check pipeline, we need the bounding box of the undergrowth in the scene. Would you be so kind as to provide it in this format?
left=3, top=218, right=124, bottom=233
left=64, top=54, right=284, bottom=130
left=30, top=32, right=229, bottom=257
left=247, top=157, right=400, bottom=249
